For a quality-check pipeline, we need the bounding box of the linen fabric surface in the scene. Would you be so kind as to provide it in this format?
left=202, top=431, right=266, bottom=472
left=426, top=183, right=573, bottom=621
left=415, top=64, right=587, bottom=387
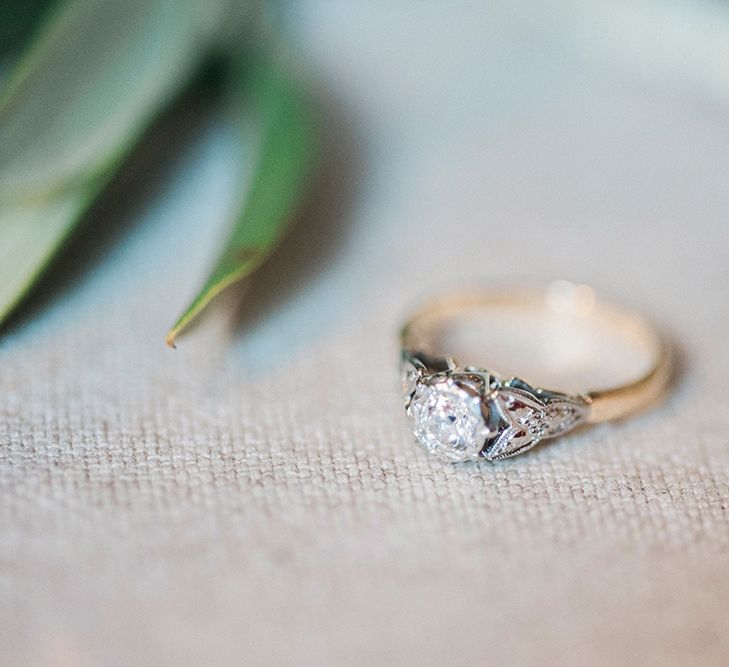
left=2, top=2, right=728, bottom=665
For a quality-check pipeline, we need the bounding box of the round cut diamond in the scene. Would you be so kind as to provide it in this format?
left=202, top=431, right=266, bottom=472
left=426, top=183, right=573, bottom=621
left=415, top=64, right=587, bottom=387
left=409, top=377, right=489, bottom=462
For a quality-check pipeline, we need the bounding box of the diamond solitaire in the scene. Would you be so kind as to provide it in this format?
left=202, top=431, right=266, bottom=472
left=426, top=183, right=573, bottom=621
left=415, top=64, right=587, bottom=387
left=407, top=375, right=493, bottom=462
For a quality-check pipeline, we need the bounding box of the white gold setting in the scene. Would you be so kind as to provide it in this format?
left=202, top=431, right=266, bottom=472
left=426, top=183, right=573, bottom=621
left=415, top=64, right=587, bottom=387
left=403, top=355, right=589, bottom=462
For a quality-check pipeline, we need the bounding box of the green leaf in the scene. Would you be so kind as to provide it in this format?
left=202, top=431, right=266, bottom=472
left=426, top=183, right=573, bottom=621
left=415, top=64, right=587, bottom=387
left=0, top=0, right=230, bottom=326
left=165, top=51, right=320, bottom=347
left=0, top=184, right=102, bottom=323
left=0, top=0, right=228, bottom=202
left=0, top=0, right=52, bottom=63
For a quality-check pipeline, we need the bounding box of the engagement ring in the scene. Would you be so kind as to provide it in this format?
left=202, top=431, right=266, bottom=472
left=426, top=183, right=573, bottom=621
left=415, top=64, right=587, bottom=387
left=400, top=281, right=673, bottom=462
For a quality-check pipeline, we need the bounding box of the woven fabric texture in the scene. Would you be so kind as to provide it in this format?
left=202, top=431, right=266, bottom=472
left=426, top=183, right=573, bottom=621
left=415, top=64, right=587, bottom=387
left=2, top=3, right=728, bottom=665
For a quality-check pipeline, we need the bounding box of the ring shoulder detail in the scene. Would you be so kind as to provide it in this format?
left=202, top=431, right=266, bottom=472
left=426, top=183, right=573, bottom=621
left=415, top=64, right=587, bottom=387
left=485, top=380, right=590, bottom=460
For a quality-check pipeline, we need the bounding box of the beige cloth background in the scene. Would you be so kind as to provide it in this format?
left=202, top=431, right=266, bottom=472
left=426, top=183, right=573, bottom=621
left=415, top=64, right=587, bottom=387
left=2, top=2, right=729, bottom=665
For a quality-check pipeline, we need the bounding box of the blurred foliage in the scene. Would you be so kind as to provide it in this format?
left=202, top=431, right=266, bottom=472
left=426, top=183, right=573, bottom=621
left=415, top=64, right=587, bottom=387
left=0, top=0, right=320, bottom=344
left=166, top=52, right=320, bottom=347
left=0, top=0, right=52, bottom=60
